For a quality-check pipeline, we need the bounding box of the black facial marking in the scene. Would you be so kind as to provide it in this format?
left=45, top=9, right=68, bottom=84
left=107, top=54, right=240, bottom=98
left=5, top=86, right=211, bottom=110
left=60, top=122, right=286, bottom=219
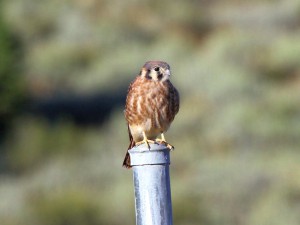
left=157, top=73, right=163, bottom=80
left=145, top=70, right=152, bottom=79
left=154, top=67, right=159, bottom=71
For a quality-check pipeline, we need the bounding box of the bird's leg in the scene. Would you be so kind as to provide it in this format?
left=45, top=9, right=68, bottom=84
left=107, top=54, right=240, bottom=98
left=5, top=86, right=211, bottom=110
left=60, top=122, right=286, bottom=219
left=135, top=131, right=155, bottom=150
left=155, top=133, right=174, bottom=150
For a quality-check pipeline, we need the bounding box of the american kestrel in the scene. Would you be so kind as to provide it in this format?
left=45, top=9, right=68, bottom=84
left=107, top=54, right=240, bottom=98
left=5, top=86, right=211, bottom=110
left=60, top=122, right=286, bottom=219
left=123, top=61, right=180, bottom=168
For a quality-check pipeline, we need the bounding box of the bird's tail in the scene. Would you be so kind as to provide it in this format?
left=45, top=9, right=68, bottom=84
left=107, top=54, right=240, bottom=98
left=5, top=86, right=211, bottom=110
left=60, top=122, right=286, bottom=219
left=122, top=125, right=135, bottom=168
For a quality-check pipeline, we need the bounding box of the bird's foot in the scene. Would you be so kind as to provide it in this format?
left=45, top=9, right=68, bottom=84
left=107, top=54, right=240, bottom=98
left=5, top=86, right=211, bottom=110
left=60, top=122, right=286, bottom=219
left=155, top=139, right=175, bottom=150
left=155, top=139, right=175, bottom=151
left=156, top=133, right=174, bottom=150
left=135, top=133, right=155, bottom=150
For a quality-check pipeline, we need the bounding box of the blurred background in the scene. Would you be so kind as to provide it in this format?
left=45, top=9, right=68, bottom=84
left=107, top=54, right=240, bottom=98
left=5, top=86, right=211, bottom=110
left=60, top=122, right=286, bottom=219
left=1, top=0, right=300, bottom=224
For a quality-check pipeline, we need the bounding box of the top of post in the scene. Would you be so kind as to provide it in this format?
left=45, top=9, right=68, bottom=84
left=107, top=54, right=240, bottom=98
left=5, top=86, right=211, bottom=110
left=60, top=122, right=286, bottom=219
left=128, top=143, right=171, bottom=166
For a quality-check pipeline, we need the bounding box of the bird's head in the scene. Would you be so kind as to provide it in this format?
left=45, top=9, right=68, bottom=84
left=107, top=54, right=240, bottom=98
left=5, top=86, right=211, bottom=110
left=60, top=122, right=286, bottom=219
left=140, top=61, right=171, bottom=82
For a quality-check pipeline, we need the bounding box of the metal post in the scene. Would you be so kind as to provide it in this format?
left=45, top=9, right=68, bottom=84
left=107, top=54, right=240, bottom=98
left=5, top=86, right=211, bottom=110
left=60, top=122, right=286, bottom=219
left=129, top=143, right=173, bottom=225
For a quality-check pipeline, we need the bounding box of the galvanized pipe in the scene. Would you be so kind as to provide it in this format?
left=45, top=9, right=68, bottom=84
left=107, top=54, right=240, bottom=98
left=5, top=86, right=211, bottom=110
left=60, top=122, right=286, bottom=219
left=129, top=143, right=173, bottom=225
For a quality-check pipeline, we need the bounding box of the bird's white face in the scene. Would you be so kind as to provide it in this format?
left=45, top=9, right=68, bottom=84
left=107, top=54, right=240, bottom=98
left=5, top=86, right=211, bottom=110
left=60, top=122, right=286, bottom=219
left=140, top=61, right=171, bottom=82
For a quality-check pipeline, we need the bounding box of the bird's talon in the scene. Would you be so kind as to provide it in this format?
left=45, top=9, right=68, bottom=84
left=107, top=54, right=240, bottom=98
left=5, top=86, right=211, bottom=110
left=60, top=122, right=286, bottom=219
left=135, top=137, right=155, bottom=150
left=155, top=139, right=174, bottom=151
left=165, top=142, right=174, bottom=151
left=167, top=143, right=175, bottom=151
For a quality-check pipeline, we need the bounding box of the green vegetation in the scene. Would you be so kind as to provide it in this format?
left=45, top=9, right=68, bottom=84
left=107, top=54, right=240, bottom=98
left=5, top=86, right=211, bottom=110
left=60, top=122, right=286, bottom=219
left=1, top=0, right=300, bottom=224
left=0, top=2, right=25, bottom=133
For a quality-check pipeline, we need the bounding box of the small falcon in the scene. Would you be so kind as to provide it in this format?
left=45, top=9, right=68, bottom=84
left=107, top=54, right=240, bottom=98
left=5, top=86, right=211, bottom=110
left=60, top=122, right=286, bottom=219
left=123, top=61, right=180, bottom=168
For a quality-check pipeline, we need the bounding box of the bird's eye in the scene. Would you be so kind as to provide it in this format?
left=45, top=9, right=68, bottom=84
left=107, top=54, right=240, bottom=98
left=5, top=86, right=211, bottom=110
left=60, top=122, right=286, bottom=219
left=154, top=67, right=159, bottom=71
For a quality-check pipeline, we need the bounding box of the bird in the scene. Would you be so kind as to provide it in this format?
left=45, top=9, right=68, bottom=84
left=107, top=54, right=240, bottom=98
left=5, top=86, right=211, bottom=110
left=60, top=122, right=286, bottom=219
left=123, top=61, right=180, bottom=168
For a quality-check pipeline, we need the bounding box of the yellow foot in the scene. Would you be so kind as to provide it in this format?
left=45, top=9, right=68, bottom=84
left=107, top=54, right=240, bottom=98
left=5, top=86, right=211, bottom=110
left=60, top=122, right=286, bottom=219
left=155, top=133, right=175, bottom=150
left=136, top=139, right=155, bottom=149
left=156, top=140, right=174, bottom=150
left=135, top=131, right=155, bottom=150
